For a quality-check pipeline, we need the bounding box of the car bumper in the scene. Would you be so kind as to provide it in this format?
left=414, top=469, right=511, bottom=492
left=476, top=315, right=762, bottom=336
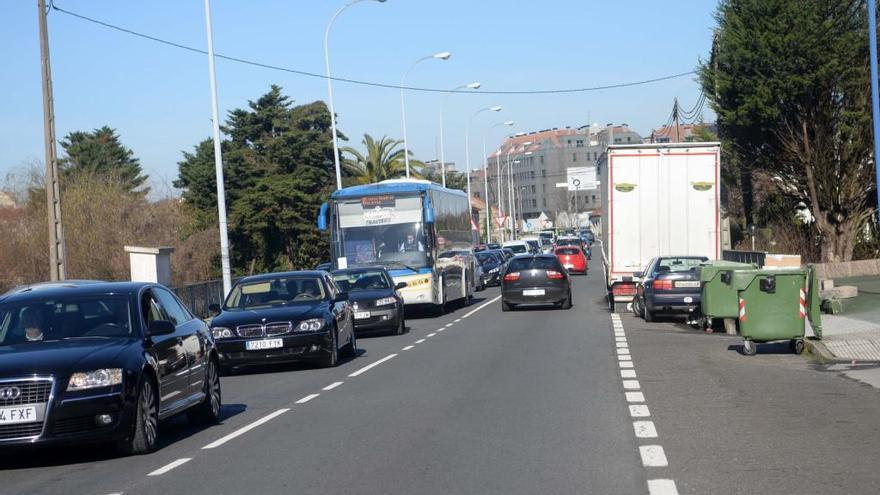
left=502, top=285, right=568, bottom=305
left=482, top=272, right=501, bottom=285
left=352, top=306, right=400, bottom=332
left=648, top=293, right=702, bottom=313
left=215, top=332, right=333, bottom=366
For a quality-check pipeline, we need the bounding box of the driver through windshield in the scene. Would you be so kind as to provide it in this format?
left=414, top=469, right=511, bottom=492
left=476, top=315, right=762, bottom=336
left=224, top=277, right=327, bottom=309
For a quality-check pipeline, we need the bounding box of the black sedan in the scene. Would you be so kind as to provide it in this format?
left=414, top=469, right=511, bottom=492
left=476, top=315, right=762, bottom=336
left=476, top=250, right=505, bottom=287
left=501, top=254, right=573, bottom=311
left=0, top=281, right=221, bottom=454
left=633, top=256, right=708, bottom=322
left=209, top=271, right=356, bottom=371
left=331, top=268, right=406, bottom=335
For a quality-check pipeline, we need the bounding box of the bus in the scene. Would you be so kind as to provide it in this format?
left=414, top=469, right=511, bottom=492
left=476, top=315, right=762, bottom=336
left=317, top=179, right=475, bottom=313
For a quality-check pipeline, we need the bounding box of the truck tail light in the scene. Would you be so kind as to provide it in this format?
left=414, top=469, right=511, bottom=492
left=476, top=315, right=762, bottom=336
left=546, top=270, right=564, bottom=279
left=503, top=272, right=520, bottom=282
left=612, top=283, right=637, bottom=296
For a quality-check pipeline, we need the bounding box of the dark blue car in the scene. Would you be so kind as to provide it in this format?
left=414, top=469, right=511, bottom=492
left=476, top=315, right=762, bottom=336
left=633, top=256, right=708, bottom=321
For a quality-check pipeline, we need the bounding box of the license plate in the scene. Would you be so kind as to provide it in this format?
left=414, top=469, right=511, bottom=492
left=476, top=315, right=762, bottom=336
left=355, top=311, right=371, bottom=320
left=675, top=281, right=700, bottom=288
left=245, top=339, right=283, bottom=351
left=0, top=405, right=38, bottom=425
left=523, top=289, right=545, bottom=296
left=564, top=264, right=574, bottom=269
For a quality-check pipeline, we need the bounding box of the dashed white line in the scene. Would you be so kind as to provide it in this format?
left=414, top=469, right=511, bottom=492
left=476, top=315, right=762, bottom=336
left=402, top=345, right=415, bottom=351
left=296, top=393, right=320, bottom=404
left=618, top=354, right=632, bottom=361
left=415, top=339, right=426, bottom=344
left=619, top=361, right=634, bottom=368
left=202, top=408, right=290, bottom=449
left=148, top=458, right=191, bottom=476
left=617, top=348, right=631, bottom=355
left=445, top=323, right=454, bottom=327
left=633, top=420, right=659, bottom=438
left=616, top=341, right=629, bottom=348
left=436, top=328, right=445, bottom=332
left=621, top=369, right=637, bottom=379
left=622, top=379, right=641, bottom=390
left=629, top=404, right=651, bottom=417
left=462, top=295, right=502, bottom=318
left=426, top=333, right=436, bottom=338
left=322, top=382, right=344, bottom=391
left=640, top=445, right=669, bottom=467
left=626, top=391, right=645, bottom=403
left=647, top=479, right=680, bottom=495
left=454, top=318, right=462, bottom=322
left=616, top=337, right=628, bottom=342
left=348, top=353, right=398, bottom=377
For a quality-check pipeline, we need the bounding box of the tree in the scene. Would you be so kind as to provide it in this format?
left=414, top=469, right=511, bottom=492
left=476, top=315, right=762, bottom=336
left=700, top=0, right=875, bottom=261
left=176, top=85, right=336, bottom=272
left=341, top=134, right=425, bottom=185
left=421, top=169, right=467, bottom=192
left=59, top=126, right=148, bottom=194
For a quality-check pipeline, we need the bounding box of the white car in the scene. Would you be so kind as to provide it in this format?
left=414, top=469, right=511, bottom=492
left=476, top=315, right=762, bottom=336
left=502, top=240, right=530, bottom=256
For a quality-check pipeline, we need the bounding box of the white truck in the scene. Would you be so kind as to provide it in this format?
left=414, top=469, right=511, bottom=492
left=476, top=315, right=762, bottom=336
left=599, top=143, right=721, bottom=312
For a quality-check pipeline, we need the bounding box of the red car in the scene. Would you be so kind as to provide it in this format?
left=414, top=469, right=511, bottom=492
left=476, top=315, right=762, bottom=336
left=554, top=246, right=588, bottom=275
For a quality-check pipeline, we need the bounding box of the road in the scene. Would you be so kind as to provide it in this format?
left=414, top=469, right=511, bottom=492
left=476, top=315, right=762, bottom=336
left=2, top=271, right=879, bottom=494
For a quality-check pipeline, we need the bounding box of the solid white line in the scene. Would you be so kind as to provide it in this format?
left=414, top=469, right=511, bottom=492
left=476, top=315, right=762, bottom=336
left=322, top=382, right=343, bottom=391
left=445, top=323, right=454, bottom=327
left=202, top=409, right=290, bottom=449
left=348, top=353, right=398, bottom=377
left=640, top=445, right=669, bottom=467
left=415, top=339, right=426, bottom=344
left=629, top=404, right=651, bottom=417
left=621, top=369, right=637, bottom=379
left=625, top=391, right=645, bottom=403
left=462, top=295, right=502, bottom=318
left=148, top=458, right=192, bottom=476
left=622, top=379, right=641, bottom=390
left=619, top=361, right=634, bottom=368
left=296, top=394, right=320, bottom=404
left=647, top=479, right=679, bottom=495
left=427, top=333, right=436, bottom=338
left=402, top=345, right=415, bottom=351
left=634, top=420, right=659, bottom=438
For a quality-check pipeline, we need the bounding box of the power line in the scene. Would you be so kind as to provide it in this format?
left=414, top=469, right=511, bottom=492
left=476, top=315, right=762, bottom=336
left=51, top=3, right=696, bottom=96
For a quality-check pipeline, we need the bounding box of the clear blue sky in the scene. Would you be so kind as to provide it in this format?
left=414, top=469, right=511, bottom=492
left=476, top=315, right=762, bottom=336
left=0, top=0, right=717, bottom=191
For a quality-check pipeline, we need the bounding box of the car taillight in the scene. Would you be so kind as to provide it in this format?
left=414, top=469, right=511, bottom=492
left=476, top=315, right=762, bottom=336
left=654, top=279, right=673, bottom=290
left=503, top=272, right=520, bottom=282
left=546, top=270, right=564, bottom=279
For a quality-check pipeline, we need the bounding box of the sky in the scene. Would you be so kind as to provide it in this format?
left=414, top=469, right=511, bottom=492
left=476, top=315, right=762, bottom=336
left=0, top=0, right=718, bottom=193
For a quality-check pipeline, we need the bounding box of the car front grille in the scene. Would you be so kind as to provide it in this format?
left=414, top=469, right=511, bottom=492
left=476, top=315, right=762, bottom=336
left=0, top=379, right=52, bottom=407
left=265, top=322, right=292, bottom=337
left=237, top=322, right=293, bottom=338
left=237, top=324, right=264, bottom=338
left=355, top=316, right=385, bottom=325
left=0, top=423, right=43, bottom=440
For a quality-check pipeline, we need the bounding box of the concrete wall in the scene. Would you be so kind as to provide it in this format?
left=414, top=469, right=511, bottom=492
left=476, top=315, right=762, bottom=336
left=814, top=259, right=880, bottom=280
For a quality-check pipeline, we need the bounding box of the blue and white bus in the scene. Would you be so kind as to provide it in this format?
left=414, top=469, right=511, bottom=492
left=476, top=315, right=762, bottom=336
left=317, top=179, right=475, bottom=313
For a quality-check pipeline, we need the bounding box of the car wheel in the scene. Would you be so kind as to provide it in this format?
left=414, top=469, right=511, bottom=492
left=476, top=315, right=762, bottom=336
left=561, top=291, right=573, bottom=309
left=502, top=300, right=515, bottom=312
left=394, top=316, right=406, bottom=336
left=188, top=357, right=222, bottom=425
left=320, top=328, right=339, bottom=368
left=632, top=296, right=641, bottom=317
left=643, top=305, right=655, bottom=322
left=343, top=324, right=358, bottom=358
left=119, top=376, right=159, bottom=455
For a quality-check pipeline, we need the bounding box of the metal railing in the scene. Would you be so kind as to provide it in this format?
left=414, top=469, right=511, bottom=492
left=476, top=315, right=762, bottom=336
left=172, top=277, right=240, bottom=319
left=722, top=250, right=766, bottom=267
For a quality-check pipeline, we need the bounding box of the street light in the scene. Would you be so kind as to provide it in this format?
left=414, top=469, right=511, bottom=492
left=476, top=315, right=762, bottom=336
left=401, top=51, right=451, bottom=179
left=439, top=82, right=481, bottom=187
left=324, top=0, right=387, bottom=190
left=506, top=142, right=531, bottom=237
left=465, top=106, right=502, bottom=218
left=482, top=121, right=514, bottom=243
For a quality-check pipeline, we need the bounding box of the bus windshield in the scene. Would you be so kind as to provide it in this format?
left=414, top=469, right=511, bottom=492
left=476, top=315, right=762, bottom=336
left=340, top=222, right=429, bottom=270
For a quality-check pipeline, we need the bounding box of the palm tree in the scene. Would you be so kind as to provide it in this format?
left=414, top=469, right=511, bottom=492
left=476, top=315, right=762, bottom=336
left=342, top=134, right=424, bottom=185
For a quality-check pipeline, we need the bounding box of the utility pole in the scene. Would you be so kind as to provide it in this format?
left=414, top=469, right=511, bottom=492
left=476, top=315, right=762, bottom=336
left=869, top=0, right=880, bottom=220
left=673, top=97, right=682, bottom=143
left=38, top=0, right=66, bottom=281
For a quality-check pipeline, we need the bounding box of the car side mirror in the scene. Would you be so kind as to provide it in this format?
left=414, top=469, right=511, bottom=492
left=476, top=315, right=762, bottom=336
left=335, top=291, right=349, bottom=302
left=208, top=303, right=221, bottom=314
left=395, top=282, right=408, bottom=290
left=147, top=320, right=175, bottom=337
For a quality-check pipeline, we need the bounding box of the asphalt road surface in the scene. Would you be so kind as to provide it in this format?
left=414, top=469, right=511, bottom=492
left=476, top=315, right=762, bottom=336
left=2, top=272, right=879, bottom=494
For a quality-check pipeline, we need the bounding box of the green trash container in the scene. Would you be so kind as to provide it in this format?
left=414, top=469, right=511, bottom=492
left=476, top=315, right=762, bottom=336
left=699, top=261, right=756, bottom=334
left=734, top=265, right=823, bottom=355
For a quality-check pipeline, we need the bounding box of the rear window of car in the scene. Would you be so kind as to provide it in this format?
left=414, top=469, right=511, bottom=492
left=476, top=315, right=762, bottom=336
left=507, top=257, right=561, bottom=271
left=555, top=247, right=581, bottom=255
left=505, top=244, right=528, bottom=254
left=656, top=257, right=707, bottom=273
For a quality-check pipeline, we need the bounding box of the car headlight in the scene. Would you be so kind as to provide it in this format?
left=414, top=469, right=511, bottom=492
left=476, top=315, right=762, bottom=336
left=67, top=369, right=123, bottom=391
left=375, top=297, right=396, bottom=307
left=297, top=318, right=325, bottom=332
left=212, top=327, right=234, bottom=339
left=489, top=267, right=500, bottom=273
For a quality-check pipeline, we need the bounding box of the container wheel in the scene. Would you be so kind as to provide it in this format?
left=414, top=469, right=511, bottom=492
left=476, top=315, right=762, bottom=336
left=790, top=339, right=805, bottom=355
left=742, top=339, right=757, bottom=356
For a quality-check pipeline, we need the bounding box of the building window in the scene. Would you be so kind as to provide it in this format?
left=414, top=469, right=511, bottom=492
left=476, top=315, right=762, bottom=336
left=572, top=153, right=577, bottom=162
left=531, top=185, right=536, bottom=193
left=542, top=198, right=547, bottom=207
left=577, top=139, right=584, bottom=148
left=540, top=156, right=545, bottom=164
left=530, top=171, right=535, bottom=179
left=542, top=183, right=546, bottom=192
left=541, top=169, right=546, bottom=177
left=532, top=199, right=537, bottom=207
left=593, top=152, right=597, bottom=160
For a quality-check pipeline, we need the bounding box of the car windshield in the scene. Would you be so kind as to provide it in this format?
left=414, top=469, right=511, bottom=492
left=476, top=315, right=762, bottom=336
left=0, top=295, right=133, bottom=345
left=332, top=270, right=391, bottom=292
left=556, top=247, right=581, bottom=255
left=505, top=244, right=528, bottom=254
left=507, top=257, right=561, bottom=271
left=657, top=257, right=707, bottom=273
left=476, top=253, right=496, bottom=264
left=225, top=277, right=326, bottom=309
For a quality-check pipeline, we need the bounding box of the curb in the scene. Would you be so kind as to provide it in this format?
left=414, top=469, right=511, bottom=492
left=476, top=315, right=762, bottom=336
left=804, top=338, right=849, bottom=364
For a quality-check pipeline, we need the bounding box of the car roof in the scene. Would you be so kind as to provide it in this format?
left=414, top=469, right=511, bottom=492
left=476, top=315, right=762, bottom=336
left=0, top=280, right=150, bottom=304
left=330, top=267, right=389, bottom=275
left=503, top=240, right=528, bottom=246
left=236, top=271, right=327, bottom=285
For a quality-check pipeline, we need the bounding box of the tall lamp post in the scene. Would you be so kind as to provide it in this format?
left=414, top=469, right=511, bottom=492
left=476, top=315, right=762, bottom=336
left=870, top=0, right=880, bottom=216
left=482, top=121, right=515, bottom=243
left=439, top=82, right=481, bottom=187
left=401, top=52, right=450, bottom=179
left=506, top=143, right=531, bottom=238
left=465, top=106, right=502, bottom=215
left=324, top=0, right=386, bottom=190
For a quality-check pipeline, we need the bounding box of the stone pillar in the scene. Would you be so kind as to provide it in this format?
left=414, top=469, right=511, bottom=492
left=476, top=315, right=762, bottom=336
left=124, top=246, right=174, bottom=287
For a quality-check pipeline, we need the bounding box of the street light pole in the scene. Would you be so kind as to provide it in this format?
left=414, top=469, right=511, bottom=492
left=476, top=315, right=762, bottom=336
left=324, top=0, right=386, bottom=190
left=402, top=52, right=451, bottom=179
left=496, top=152, right=504, bottom=241
left=869, top=0, right=880, bottom=219
left=203, top=0, right=232, bottom=296
left=439, top=82, right=480, bottom=187
left=465, top=106, right=502, bottom=217
left=482, top=121, right=515, bottom=243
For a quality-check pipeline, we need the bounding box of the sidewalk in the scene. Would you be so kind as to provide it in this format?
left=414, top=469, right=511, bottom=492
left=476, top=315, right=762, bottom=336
left=807, top=316, right=880, bottom=362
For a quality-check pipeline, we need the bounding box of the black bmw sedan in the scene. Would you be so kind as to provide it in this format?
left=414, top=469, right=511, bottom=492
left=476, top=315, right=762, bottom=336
left=0, top=281, right=221, bottom=454
left=500, top=254, right=573, bottom=311
left=209, top=271, right=356, bottom=371
left=331, top=267, right=406, bottom=336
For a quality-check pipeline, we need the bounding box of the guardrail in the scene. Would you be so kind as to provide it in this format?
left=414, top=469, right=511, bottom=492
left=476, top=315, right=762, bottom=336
left=172, top=278, right=240, bottom=318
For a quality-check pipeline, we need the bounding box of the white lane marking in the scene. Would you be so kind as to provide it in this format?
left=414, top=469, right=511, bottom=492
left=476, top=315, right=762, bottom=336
left=618, top=354, right=632, bottom=361
left=348, top=353, right=398, bottom=377
left=634, top=420, right=659, bottom=438
left=296, top=394, right=320, bottom=404
left=415, top=339, right=426, bottom=344
left=615, top=337, right=628, bottom=342
left=621, top=369, right=637, bottom=378
left=455, top=318, right=462, bottom=322
left=629, top=404, right=651, bottom=417
left=616, top=342, right=628, bottom=348
left=614, top=330, right=626, bottom=335
left=640, top=445, right=669, bottom=467
left=402, top=345, right=415, bottom=351
left=648, top=479, right=679, bottom=495
left=619, top=361, right=634, bottom=368
left=462, top=295, right=502, bottom=318
left=202, top=409, right=290, bottom=449
left=426, top=333, right=436, bottom=338
left=148, top=458, right=192, bottom=476
left=626, top=391, right=645, bottom=403
left=436, top=328, right=445, bottom=332
left=322, top=382, right=343, bottom=391
left=445, top=323, right=454, bottom=327
left=622, top=379, right=641, bottom=389
left=617, top=348, right=630, bottom=355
